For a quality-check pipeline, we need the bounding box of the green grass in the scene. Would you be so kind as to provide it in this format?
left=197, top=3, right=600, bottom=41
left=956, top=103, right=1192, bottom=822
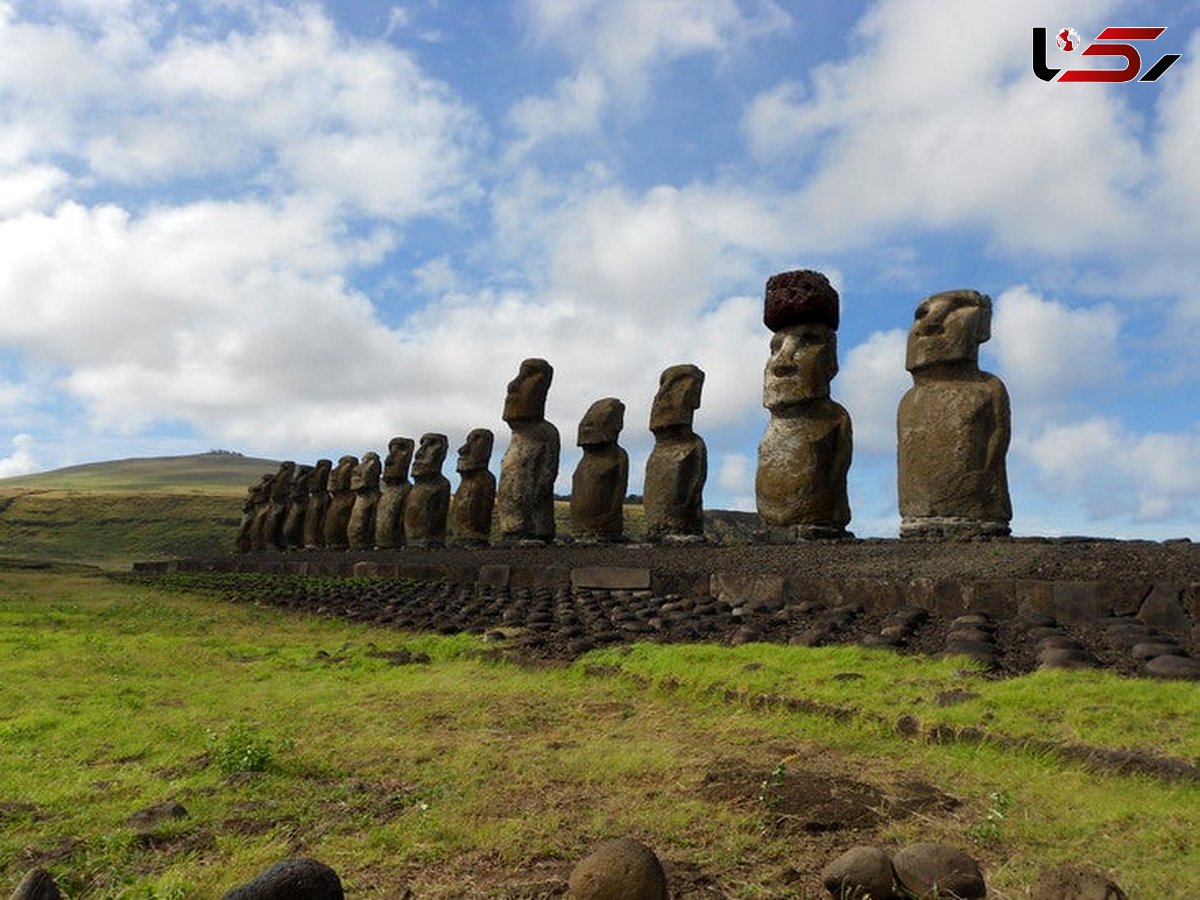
left=1, top=570, right=1197, bottom=898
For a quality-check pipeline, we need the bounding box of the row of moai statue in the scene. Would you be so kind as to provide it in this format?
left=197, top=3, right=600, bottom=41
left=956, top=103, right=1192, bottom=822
left=756, top=269, right=1010, bottom=540
left=236, top=359, right=708, bottom=551
left=237, top=268, right=1010, bottom=550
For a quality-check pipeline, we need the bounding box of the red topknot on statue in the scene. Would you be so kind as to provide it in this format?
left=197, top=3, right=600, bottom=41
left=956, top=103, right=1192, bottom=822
left=763, top=269, right=839, bottom=332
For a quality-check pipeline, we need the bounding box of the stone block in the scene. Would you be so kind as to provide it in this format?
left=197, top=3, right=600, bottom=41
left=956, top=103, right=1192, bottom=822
left=1052, top=581, right=1107, bottom=624
left=476, top=564, right=511, bottom=587
left=1139, top=584, right=1192, bottom=649
left=962, top=580, right=1016, bottom=618
left=841, top=578, right=901, bottom=613
left=352, top=561, right=379, bottom=578
left=398, top=563, right=449, bottom=583
left=710, top=573, right=785, bottom=610
left=905, top=578, right=963, bottom=615
left=510, top=565, right=571, bottom=590
left=785, top=577, right=843, bottom=607
left=571, top=566, right=652, bottom=591
left=1015, top=580, right=1053, bottom=617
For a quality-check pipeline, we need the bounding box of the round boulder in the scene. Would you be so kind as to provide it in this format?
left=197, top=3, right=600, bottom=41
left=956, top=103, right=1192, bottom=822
left=222, top=858, right=344, bottom=900
left=10, top=868, right=62, bottom=900
left=892, top=843, right=986, bottom=899
left=567, top=838, right=668, bottom=900
left=820, top=845, right=896, bottom=899
left=1143, top=654, right=1200, bottom=681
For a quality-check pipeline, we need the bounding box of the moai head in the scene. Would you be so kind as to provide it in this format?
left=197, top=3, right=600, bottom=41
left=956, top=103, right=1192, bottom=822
left=289, top=465, right=313, bottom=501
left=383, top=437, right=415, bottom=483
left=351, top=451, right=381, bottom=491
left=269, top=461, right=296, bottom=501
left=331, top=455, right=358, bottom=492
left=761, top=270, right=840, bottom=411
left=456, top=428, right=494, bottom=474
left=412, top=432, right=449, bottom=478
left=503, top=358, right=553, bottom=424
left=649, top=364, right=704, bottom=432
left=906, top=289, right=992, bottom=372
left=251, top=473, right=273, bottom=503
left=577, top=398, right=625, bottom=447
left=309, top=458, right=332, bottom=493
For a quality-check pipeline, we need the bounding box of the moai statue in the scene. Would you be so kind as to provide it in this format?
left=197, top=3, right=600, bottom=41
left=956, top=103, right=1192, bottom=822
left=281, top=464, right=313, bottom=550
left=570, top=398, right=629, bottom=542
left=496, top=358, right=560, bottom=543
left=347, top=451, right=382, bottom=550
left=375, top=437, right=415, bottom=549
left=404, top=433, right=451, bottom=548
left=755, top=270, right=852, bottom=539
left=322, top=454, right=358, bottom=549
left=236, top=474, right=272, bottom=552
left=897, top=289, right=1011, bottom=538
left=302, top=458, right=332, bottom=549
left=449, top=428, right=496, bottom=547
left=256, top=461, right=295, bottom=551
left=644, top=364, right=707, bottom=543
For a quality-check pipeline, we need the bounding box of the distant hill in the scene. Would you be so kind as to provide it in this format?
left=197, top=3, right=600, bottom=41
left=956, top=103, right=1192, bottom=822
left=0, top=452, right=281, bottom=495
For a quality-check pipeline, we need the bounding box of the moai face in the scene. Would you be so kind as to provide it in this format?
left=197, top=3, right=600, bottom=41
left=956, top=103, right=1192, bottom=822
left=412, top=433, right=449, bottom=477
left=309, top=459, right=332, bottom=493
left=457, top=428, right=494, bottom=474
left=577, top=398, right=625, bottom=447
left=383, top=438, right=415, bottom=483
left=331, top=455, right=358, bottom=491
left=906, top=290, right=992, bottom=372
left=502, top=358, right=553, bottom=424
left=270, top=461, right=296, bottom=501
left=352, top=451, right=380, bottom=490
left=289, top=465, right=313, bottom=500
left=649, top=364, right=704, bottom=432
left=762, top=323, right=838, bottom=410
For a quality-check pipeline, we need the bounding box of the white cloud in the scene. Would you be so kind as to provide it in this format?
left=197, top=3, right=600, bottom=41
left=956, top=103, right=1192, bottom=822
left=837, top=328, right=907, bottom=456
left=0, top=432, right=38, bottom=477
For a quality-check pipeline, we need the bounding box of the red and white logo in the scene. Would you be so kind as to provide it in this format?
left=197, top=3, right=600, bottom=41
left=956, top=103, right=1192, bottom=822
left=1033, top=26, right=1181, bottom=82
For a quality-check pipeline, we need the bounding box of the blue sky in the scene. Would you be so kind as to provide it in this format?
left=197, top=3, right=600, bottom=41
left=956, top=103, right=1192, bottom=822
left=1, top=0, right=1198, bottom=539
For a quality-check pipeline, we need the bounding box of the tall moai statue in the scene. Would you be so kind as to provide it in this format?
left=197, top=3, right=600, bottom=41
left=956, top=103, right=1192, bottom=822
left=258, top=461, right=295, bottom=550
left=449, top=428, right=496, bottom=547
left=281, top=464, right=313, bottom=550
left=302, top=458, right=332, bottom=549
left=570, top=398, right=629, bottom=542
left=644, top=364, right=707, bottom=542
left=322, top=454, right=358, bottom=549
left=375, top=437, right=415, bottom=549
left=897, top=289, right=1011, bottom=538
left=237, top=473, right=272, bottom=552
left=404, top=433, right=452, bottom=548
left=347, top=451, right=382, bottom=549
left=496, top=358, right=560, bottom=543
left=755, top=270, right=852, bottom=539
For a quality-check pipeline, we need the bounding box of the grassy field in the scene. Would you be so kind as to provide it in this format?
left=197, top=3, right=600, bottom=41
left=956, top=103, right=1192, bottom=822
left=1, top=568, right=1196, bottom=898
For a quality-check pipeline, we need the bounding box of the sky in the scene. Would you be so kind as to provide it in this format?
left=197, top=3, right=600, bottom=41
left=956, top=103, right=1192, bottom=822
left=1, top=0, right=1198, bottom=539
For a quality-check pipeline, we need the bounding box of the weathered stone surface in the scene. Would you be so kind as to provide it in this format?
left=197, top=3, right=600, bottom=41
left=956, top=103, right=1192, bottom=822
left=375, top=437, right=414, bottom=549
left=571, top=398, right=628, bottom=541
left=570, top=567, right=651, bottom=591
left=1143, top=654, right=1200, bottom=680
left=710, top=573, right=785, bottom=609
left=497, top=358, right=560, bottom=542
left=566, top=838, right=667, bottom=900
left=891, top=843, right=986, bottom=899
left=898, top=290, right=1010, bottom=539
left=302, top=459, right=332, bottom=549
left=450, top=428, right=496, bottom=547
left=322, top=455, right=358, bottom=549
left=254, top=462, right=294, bottom=551
left=1030, top=863, right=1127, bottom=900
left=1138, top=584, right=1191, bottom=648
left=10, top=868, right=62, bottom=900
left=347, top=452, right=381, bottom=550
left=476, top=564, right=511, bottom=587
left=1052, top=582, right=1106, bottom=624
left=644, top=364, right=707, bottom=540
left=236, top=474, right=272, bottom=553
left=757, top=272, right=852, bottom=537
left=404, top=433, right=451, bottom=548
left=222, top=858, right=344, bottom=900
left=763, top=268, right=840, bottom=331
left=820, top=845, right=896, bottom=900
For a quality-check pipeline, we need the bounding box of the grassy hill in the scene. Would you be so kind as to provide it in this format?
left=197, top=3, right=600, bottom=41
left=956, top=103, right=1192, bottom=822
left=0, top=453, right=279, bottom=567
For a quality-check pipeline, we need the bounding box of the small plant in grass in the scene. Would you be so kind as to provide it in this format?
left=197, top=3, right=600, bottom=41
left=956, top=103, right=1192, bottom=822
left=968, top=789, right=1013, bottom=845
left=758, top=753, right=797, bottom=832
left=205, top=723, right=286, bottom=774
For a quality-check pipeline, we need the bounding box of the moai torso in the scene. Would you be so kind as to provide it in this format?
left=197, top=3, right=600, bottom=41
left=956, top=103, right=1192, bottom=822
left=302, top=459, right=332, bottom=549
left=449, top=429, right=496, bottom=547
left=322, top=455, right=358, bottom=549
left=754, top=271, right=853, bottom=539
left=347, top=452, right=381, bottom=550
left=261, top=462, right=295, bottom=550
left=644, top=364, right=707, bottom=541
left=404, top=433, right=451, bottom=548
left=281, top=465, right=312, bottom=550
left=897, top=290, right=1011, bottom=538
left=375, top=438, right=414, bottom=549
left=237, top=475, right=271, bottom=552
left=570, top=398, right=628, bottom=541
left=496, top=358, right=560, bottom=543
